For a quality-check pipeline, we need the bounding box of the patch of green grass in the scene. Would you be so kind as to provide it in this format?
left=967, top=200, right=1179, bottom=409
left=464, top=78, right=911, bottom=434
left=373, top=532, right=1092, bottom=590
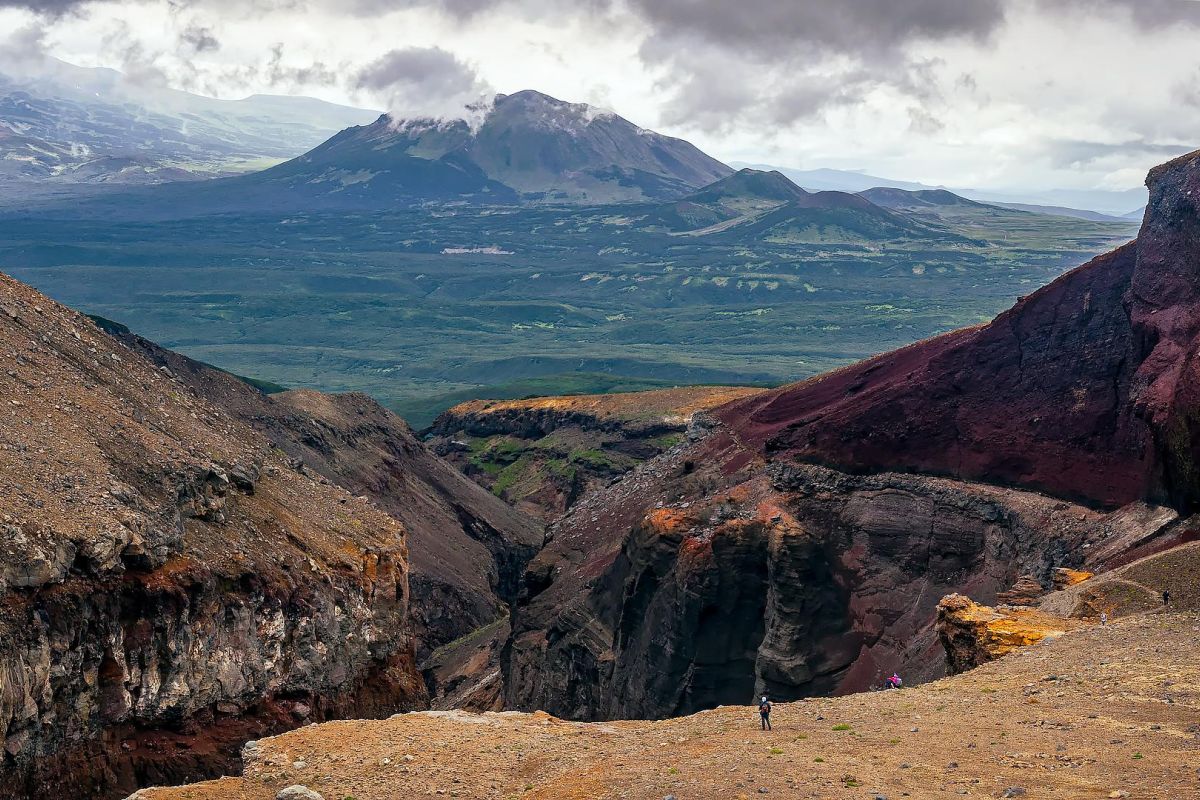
left=832, top=723, right=853, bottom=731
left=491, top=454, right=534, bottom=498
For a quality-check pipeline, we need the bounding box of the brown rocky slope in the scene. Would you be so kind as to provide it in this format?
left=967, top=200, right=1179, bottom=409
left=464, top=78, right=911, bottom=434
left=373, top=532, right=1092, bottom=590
left=502, top=149, right=1200, bottom=720
left=95, top=322, right=545, bottom=665
left=0, top=275, right=432, bottom=800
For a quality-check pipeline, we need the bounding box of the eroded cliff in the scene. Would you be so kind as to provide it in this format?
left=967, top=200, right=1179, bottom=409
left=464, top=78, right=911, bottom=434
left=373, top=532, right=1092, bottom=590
left=0, top=276, right=427, bottom=800
left=503, top=149, right=1200, bottom=720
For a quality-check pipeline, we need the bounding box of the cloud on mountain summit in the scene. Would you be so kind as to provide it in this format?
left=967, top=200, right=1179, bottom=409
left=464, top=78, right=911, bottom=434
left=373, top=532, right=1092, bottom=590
left=353, top=45, right=491, bottom=119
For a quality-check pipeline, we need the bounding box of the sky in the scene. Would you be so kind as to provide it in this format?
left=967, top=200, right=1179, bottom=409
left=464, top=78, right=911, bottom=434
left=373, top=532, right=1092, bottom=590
left=2, top=0, right=1199, bottom=200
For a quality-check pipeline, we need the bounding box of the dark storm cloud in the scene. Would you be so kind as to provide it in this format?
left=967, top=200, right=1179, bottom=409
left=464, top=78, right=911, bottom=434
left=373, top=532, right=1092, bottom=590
left=627, top=0, right=1007, bottom=59
left=629, top=1, right=1008, bottom=132
left=0, top=0, right=89, bottom=15
left=1042, top=0, right=1200, bottom=30
left=354, top=46, right=481, bottom=96
left=352, top=45, right=491, bottom=118
left=179, top=22, right=220, bottom=52
left=1044, top=138, right=1196, bottom=168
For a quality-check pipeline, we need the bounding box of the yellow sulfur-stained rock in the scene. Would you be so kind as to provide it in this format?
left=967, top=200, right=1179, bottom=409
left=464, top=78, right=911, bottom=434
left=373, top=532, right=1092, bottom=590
left=936, top=593, right=1081, bottom=673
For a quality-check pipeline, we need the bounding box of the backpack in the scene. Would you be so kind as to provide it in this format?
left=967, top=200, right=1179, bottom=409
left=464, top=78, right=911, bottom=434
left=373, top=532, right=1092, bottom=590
left=759, top=701, right=771, bottom=714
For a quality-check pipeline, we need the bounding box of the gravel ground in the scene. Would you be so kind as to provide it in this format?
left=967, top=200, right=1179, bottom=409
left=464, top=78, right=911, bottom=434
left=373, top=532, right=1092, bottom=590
left=138, top=612, right=1200, bottom=800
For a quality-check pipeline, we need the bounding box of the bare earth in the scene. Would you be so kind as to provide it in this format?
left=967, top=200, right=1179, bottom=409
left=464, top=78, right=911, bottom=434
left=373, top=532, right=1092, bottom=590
left=139, top=611, right=1199, bottom=800
left=445, top=385, right=766, bottom=423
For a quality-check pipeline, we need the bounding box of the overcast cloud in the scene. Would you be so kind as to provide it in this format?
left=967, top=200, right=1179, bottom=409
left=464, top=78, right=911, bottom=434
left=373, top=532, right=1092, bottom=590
left=0, top=0, right=1197, bottom=197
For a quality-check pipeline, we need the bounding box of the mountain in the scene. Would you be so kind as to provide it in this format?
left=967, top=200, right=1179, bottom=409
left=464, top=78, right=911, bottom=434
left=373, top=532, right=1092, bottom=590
left=637, top=168, right=963, bottom=244
left=175, top=89, right=733, bottom=211
left=730, top=162, right=936, bottom=193
left=638, top=167, right=810, bottom=231
left=501, top=148, right=1200, bottom=721
left=857, top=186, right=994, bottom=211
left=705, top=189, right=964, bottom=244
left=681, top=168, right=810, bottom=209
left=986, top=201, right=1131, bottom=222
left=0, top=56, right=379, bottom=187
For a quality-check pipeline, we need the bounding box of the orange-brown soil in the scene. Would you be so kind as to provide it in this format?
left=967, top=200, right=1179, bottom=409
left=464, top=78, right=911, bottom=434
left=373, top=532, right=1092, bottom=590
left=137, top=611, right=1200, bottom=800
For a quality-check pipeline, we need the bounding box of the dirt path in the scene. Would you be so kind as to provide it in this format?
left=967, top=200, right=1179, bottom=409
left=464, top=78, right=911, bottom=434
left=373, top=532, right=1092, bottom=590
left=139, top=612, right=1199, bottom=800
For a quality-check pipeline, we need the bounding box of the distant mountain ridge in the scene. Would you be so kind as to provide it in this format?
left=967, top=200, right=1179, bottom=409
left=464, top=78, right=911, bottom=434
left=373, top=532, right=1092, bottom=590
left=0, top=56, right=380, bottom=187
left=733, top=160, right=1151, bottom=218
left=639, top=167, right=972, bottom=245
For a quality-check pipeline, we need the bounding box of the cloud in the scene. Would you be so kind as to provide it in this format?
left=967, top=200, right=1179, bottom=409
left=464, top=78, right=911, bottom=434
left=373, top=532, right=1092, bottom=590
left=265, top=43, right=337, bottom=87
left=627, top=0, right=1006, bottom=61
left=179, top=22, right=220, bottom=53
left=1041, top=0, right=1200, bottom=30
left=0, top=0, right=89, bottom=16
left=100, top=19, right=172, bottom=87
left=618, top=1, right=1009, bottom=133
left=353, top=45, right=490, bottom=119
left=1043, top=138, right=1197, bottom=169
left=0, top=22, right=50, bottom=72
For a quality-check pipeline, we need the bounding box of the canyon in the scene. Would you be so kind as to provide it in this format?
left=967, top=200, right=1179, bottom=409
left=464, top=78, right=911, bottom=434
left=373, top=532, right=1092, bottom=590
left=134, top=542, right=1200, bottom=800
left=501, top=148, right=1200, bottom=719
left=3, top=148, right=1199, bottom=800
left=427, top=386, right=764, bottom=521
left=0, top=276, right=540, bottom=799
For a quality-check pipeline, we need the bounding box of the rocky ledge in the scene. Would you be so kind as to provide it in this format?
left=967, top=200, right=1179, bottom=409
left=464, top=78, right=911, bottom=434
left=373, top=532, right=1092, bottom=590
left=132, top=606, right=1200, bottom=800
left=0, top=275, right=427, bottom=800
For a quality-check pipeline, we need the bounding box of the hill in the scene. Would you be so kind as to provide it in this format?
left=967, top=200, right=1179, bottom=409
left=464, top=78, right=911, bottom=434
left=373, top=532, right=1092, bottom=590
left=0, top=272, right=429, bottom=799
left=499, top=149, right=1200, bottom=720
left=638, top=170, right=963, bottom=245
left=0, top=272, right=547, bottom=800
left=427, top=386, right=766, bottom=521
left=101, top=325, right=545, bottom=663
left=858, top=186, right=994, bottom=211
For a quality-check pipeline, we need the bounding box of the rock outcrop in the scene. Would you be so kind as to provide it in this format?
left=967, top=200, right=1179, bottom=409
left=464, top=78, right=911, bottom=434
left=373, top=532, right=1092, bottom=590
left=0, top=275, right=427, bottom=800
left=503, top=150, right=1200, bottom=720
left=504, top=450, right=1108, bottom=718
left=936, top=594, right=1075, bottom=673
left=98, top=323, right=545, bottom=664
left=427, top=386, right=763, bottom=521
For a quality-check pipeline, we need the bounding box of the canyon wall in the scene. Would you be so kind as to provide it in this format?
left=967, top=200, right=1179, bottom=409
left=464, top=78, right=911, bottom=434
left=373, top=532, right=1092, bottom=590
left=0, top=275, right=426, bottom=800
left=503, top=149, right=1200, bottom=720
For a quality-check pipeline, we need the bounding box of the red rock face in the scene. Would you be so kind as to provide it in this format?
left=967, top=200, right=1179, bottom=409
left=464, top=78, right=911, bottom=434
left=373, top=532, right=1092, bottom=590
left=503, top=150, right=1200, bottom=720
left=719, top=151, right=1200, bottom=510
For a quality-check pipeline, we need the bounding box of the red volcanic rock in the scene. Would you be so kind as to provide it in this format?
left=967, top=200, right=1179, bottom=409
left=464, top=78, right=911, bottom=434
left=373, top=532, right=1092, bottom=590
left=503, top=150, right=1200, bottom=721
left=719, top=149, right=1200, bottom=512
